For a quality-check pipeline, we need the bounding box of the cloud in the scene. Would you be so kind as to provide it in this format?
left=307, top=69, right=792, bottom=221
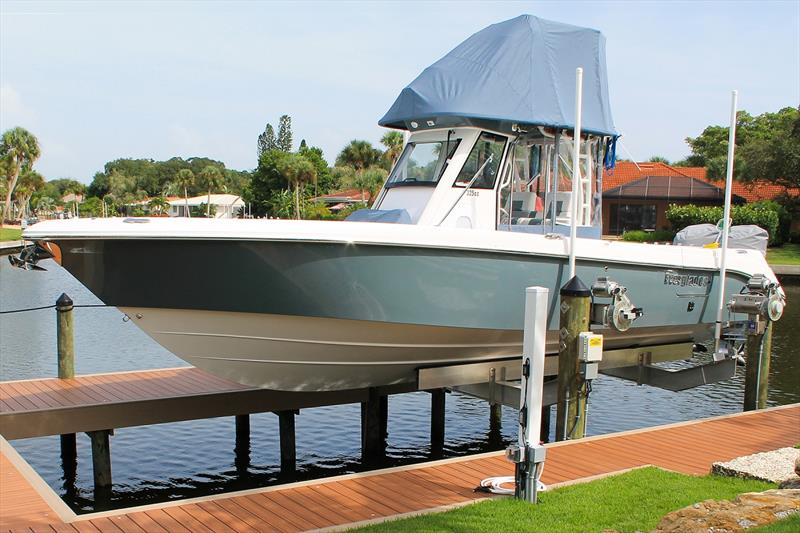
left=0, top=84, right=37, bottom=129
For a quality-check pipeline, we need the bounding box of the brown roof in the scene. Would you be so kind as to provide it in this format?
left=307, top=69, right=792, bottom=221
left=603, top=162, right=798, bottom=203
left=604, top=175, right=744, bottom=203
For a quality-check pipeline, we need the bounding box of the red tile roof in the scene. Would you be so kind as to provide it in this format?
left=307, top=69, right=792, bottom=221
left=603, top=162, right=798, bottom=203
left=315, top=188, right=373, bottom=202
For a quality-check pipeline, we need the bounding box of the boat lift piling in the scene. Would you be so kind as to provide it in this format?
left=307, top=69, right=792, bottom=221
left=555, top=278, right=592, bottom=441
left=744, top=324, right=773, bottom=411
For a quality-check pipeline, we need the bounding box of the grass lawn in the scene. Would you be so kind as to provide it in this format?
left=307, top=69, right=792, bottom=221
left=354, top=467, right=773, bottom=533
left=0, top=227, right=22, bottom=242
left=767, top=243, right=800, bottom=265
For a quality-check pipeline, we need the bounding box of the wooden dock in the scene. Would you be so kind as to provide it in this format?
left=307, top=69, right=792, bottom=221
left=2, top=403, right=797, bottom=532
left=0, top=367, right=414, bottom=440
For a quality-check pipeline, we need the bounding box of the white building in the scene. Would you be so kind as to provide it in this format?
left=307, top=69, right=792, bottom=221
left=169, top=194, right=245, bottom=219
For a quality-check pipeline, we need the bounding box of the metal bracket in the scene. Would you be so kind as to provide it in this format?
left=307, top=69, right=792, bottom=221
left=601, top=357, right=736, bottom=392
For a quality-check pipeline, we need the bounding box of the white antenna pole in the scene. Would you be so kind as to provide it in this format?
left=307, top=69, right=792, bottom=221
left=568, top=67, right=583, bottom=279
left=714, top=90, right=738, bottom=360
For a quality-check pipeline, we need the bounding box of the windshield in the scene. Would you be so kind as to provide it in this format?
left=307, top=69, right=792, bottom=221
left=453, top=132, right=507, bottom=189
left=385, top=138, right=461, bottom=188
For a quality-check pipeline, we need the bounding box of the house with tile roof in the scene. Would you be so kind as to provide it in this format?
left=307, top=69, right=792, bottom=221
left=601, top=162, right=798, bottom=235
left=313, top=188, right=372, bottom=211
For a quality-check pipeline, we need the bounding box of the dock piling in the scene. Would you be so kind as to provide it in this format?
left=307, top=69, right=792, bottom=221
left=744, top=323, right=773, bottom=411
left=490, top=403, right=502, bottom=431
left=56, top=293, right=75, bottom=379
left=235, top=414, right=250, bottom=474
left=430, top=389, right=445, bottom=456
left=555, top=277, right=591, bottom=441
left=540, top=405, right=552, bottom=443
left=361, top=388, right=385, bottom=465
left=87, top=429, right=112, bottom=493
left=278, top=410, right=297, bottom=478
left=56, top=293, right=78, bottom=471
left=379, top=394, right=389, bottom=443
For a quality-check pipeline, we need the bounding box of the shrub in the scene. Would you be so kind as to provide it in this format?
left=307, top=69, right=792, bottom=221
left=304, top=202, right=334, bottom=220
left=666, top=203, right=780, bottom=245
left=621, top=230, right=676, bottom=243
left=190, top=203, right=216, bottom=218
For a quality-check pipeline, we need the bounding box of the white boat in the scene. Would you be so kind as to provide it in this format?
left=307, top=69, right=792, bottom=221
left=16, top=15, right=784, bottom=391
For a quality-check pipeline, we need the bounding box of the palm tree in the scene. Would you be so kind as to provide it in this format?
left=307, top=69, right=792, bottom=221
left=35, top=196, right=55, bottom=218
left=174, top=169, right=195, bottom=217
left=148, top=196, right=170, bottom=216
left=278, top=154, right=317, bottom=219
left=63, top=182, right=85, bottom=218
left=345, top=166, right=388, bottom=203
left=335, top=140, right=382, bottom=173
left=198, top=165, right=224, bottom=217
left=1, top=127, right=41, bottom=223
left=14, top=169, right=45, bottom=219
left=102, top=193, right=116, bottom=217
left=381, top=131, right=404, bottom=167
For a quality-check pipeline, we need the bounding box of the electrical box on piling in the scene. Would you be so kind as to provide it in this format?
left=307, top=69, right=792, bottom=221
left=578, top=332, right=603, bottom=362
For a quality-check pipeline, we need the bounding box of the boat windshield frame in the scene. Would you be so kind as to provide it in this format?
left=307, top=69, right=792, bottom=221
left=384, top=138, right=462, bottom=189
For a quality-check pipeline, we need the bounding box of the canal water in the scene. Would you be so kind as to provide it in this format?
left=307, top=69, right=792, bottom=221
left=1, top=259, right=798, bottom=513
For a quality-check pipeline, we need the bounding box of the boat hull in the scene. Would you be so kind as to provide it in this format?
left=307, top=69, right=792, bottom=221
left=118, top=307, right=706, bottom=390
left=45, top=234, right=752, bottom=390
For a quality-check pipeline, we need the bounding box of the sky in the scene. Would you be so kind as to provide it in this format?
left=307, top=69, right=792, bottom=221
left=1, top=0, right=798, bottom=184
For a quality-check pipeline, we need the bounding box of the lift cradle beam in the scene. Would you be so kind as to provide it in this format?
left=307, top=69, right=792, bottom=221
left=601, top=357, right=737, bottom=392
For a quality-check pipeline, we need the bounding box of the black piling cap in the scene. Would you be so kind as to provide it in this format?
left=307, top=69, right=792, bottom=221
left=560, top=276, right=591, bottom=297
left=56, top=293, right=73, bottom=309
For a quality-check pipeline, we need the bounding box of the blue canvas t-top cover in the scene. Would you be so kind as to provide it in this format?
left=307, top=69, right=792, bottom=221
left=379, top=15, right=617, bottom=137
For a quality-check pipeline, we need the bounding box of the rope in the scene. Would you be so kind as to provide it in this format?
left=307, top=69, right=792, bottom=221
left=0, top=304, right=110, bottom=315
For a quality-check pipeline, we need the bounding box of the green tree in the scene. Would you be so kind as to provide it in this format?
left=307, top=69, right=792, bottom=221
left=381, top=131, right=404, bottom=167
left=148, top=196, right=170, bottom=216
left=684, top=106, right=799, bottom=187
left=298, top=144, right=332, bottom=195
left=199, top=165, right=225, bottom=217
left=268, top=188, right=297, bottom=218
left=1, top=127, right=41, bottom=222
left=278, top=153, right=317, bottom=219
left=344, top=166, right=387, bottom=202
left=13, top=169, right=45, bottom=219
left=63, top=180, right=85, bottom=217
left=34, top=196, right=55, bottom=218
left=257, top=123, right=277, bottom=159
left=737, top=109, right=799, bottom=189
left=174, top=168, right=195, bottom=218
left=277, top=115, right=293, bottom=152
left=336, top=140, right=382, bottom=172
left=647, top=156, right=670, bottom=164
left=102, top=193, right=116, bottom=217
left=79, top=196, right=103, bottom=217
left=245, top=149, right=292, bottom=217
